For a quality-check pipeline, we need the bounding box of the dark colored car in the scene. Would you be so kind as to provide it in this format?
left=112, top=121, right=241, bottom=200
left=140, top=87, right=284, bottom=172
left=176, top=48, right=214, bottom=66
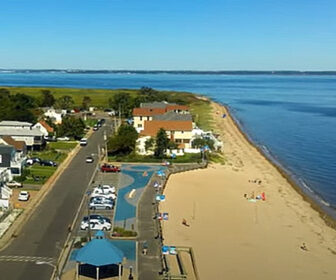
left=100, top=164, right=121, bottom=173
left=26, top=157, right=41, bottom=165
left=40, top=160, right=57, bottom=167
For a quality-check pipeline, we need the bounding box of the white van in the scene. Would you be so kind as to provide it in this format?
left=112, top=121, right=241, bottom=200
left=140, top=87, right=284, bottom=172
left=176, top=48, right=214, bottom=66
left=80, top=138, right=88, bottom=146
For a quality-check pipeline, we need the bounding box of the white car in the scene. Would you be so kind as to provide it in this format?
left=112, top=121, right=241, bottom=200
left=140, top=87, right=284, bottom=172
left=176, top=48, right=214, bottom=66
left=80, top=138, right=88, bottom=146
left=57, top=136, right=70, bottom=141
left=80, top=220, right=112, bottom=231
left=94, top=185, right=116, bottom=194
left=6, top=181, right=23, bottom=188
left=91, top=191, right=117, bottom=200
left=86, top=156, right=94, bottom=163
left=18, top=191, right=30, bottom=201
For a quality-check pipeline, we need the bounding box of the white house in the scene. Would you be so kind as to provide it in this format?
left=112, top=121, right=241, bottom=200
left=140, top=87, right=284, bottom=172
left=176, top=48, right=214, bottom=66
left=0, top=121, right=44, bottom=150
left=44, top=108, right=66, bottom=124
left=33, top=121, right=54, bottom=137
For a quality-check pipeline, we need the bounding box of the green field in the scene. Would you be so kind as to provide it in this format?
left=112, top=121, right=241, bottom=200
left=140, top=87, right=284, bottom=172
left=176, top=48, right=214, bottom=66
left=48, top=141, right=78, bottom=150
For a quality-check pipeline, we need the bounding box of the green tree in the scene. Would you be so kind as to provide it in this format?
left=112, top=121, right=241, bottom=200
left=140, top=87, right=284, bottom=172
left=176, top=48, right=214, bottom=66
left=107, top=124, right=138, bottom=155
left=55, top=95, right=74, bottom=110
left=40, top=90, right=55, bottom=107
left=57, top=116, right=85, bottom=138
left=108, top=92, right=132, bottom=118
left=192, top=137, right=214, bottom=150
left=82, top=96, right=92, bottom=110
left=154, top=128, right=169, bottom=158
left=145, top=137, right=155, bottom=152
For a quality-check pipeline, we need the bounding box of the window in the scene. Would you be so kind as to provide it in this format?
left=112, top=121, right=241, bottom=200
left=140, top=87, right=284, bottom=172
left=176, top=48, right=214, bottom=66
left=183, top=139, right=189, bottom=143
left=175, top=139, right=182, bottom=143
left=181, top=131, right=184, bottom=134
left=140, top=116, right=143, bottom=121
left=138, top=124, right=142, bottom=128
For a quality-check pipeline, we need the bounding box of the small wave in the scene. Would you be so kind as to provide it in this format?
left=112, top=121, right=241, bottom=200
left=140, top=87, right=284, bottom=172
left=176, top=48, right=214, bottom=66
left=299, top=178, right=314, bottom=193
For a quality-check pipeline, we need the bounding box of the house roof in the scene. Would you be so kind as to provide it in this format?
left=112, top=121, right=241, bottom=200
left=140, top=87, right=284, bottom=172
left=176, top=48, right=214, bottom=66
left=0, top=136, right=26, bottom=151
left=133, top=107, right=167, bottom=116
left=166, top=104, right=189, bottom=111
left=38, top=120, right=54, bottom=133
left=141, top=120, right=193, bottom=137
left=0, top=128, right=44, bottom=137
left=0, top=121, right=32, bottom=127
left=152, top=111, right=192, bottom=121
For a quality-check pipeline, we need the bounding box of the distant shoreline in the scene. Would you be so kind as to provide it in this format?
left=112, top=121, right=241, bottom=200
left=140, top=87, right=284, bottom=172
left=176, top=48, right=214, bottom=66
left=1, top=69, right=336, bottom=75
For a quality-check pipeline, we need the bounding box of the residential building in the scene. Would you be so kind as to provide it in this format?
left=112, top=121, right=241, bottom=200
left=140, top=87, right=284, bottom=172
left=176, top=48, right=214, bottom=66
left=133, top=102, right=189, bottom=132
left=0, top=121, right=44, bottom=150
left=43, top=108, right=66, bottom=124
left=0, top=143, right=26, bottom=176
left=33, top=120, right=54, bottom=137
left=140, top=120, right=193, bottom=149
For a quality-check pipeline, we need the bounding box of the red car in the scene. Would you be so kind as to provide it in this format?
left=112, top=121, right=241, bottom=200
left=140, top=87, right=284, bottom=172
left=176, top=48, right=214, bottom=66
left=100, top=164, right=121, bottom=173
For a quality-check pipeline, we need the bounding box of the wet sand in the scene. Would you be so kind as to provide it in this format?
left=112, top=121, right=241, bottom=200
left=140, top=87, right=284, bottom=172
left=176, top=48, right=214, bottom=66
left=160, top=102, right=336, bottom=280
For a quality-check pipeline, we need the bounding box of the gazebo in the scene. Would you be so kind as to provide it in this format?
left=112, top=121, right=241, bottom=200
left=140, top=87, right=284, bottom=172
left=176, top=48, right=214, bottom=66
left=75, top=231, right=124, bottom=280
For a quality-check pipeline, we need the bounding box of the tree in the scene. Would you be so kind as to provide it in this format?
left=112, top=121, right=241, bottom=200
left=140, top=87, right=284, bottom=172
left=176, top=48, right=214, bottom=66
left=192, top=137, right=214, bottom=150
left=108, top=92, right=132, bottom=118
left=154, top=128, right=169, bottom=158
left=145, top=137, right=155, bottom=152
left=40, top=90, right=55, bottom=107
left=107, top=124, right=138, bottom=155
left=55, top=95, right=74, bottom=110
left=56, top=116, right=85, bottom=138
left=82, top=96, right=92, bottom=110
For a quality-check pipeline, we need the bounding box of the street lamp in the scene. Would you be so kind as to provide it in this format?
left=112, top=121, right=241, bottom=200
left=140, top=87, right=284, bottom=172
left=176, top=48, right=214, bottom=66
left=35, top=261, right=60, bottom=280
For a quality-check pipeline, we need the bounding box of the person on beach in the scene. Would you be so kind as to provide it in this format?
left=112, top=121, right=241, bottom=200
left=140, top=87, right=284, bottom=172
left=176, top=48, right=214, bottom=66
left=182, top=218, right=190, bottom=227
left=300, top=243, right=308, bottom=251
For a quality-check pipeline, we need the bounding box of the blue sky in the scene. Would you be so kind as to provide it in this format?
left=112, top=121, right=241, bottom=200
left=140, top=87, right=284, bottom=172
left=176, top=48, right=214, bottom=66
left=0, top=0, right=335, bottom=70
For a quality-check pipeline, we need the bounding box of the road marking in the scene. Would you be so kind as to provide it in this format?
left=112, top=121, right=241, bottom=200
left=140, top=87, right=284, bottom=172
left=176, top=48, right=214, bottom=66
left=0, top=255, right=54, bottom=263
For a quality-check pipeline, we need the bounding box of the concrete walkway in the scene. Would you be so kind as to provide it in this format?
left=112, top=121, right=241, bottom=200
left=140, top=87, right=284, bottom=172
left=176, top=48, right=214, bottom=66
left=136, top=172, right=162, bottom=280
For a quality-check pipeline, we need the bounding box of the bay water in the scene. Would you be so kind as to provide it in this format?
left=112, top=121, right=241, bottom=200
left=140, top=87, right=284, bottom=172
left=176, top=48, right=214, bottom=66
left=1, top=73, right=336, bottom=214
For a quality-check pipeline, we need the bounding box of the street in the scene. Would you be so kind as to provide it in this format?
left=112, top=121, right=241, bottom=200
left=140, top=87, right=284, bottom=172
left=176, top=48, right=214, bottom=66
left=0, top=121, right=111, bottom=280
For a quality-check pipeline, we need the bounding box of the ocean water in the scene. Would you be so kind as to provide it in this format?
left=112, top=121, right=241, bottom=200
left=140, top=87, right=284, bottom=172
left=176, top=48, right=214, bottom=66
left=1, top=73, right=336, bottom=213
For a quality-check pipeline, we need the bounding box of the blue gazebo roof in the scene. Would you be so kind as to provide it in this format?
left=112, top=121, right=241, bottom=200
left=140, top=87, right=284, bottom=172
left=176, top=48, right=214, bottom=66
left=75, top=231, right=124, bottom=266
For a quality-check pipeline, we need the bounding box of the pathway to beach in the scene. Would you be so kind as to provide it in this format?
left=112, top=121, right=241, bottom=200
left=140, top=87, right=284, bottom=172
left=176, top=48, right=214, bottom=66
left=160, top=102, right=336, bottom=280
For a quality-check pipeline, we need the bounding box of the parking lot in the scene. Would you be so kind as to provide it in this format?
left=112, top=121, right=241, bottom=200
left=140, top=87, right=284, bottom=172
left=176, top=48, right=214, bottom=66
left=72, top=167, right=121, bottom=239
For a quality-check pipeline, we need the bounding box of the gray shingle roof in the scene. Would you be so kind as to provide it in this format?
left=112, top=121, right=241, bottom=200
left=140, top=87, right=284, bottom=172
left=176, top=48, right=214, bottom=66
left=140, top=101, right=175, bottom=108
left=0, top=121, right=32, bottom=127
left=0, top=128, right=44, bottom=137
left=152, top=111, right=192, bottom=121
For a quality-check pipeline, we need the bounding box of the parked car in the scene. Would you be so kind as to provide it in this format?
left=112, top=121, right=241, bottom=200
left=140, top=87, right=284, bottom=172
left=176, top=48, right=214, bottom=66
left=90, top=196, right=114, bottom=204
left=89, top=200, right=114, bottom=210
left=100, top=164, right=121, bottom=173
left=86, top=156, right=94, bottom=163
left=26, top=157, right=41, bottom=165
left=44, top=136, right=57, bottom=142
left=6, top=181, right=23, bottom=188
left=18, top=191, right=30, bottom=201
left=93, top=185, right=116, bottom=194
left=93, top=125, right=99, bottom=131
left=82, top=215, right=111, bottom=224
left=57, top=136, right=70, bottom=141
left=91, top=190, right=117, bottom=200
left=80, top=220, right=111, bottom=231
left=80, top=138, right=88, bottom=146
left=40, top=160, right=57, bottom=167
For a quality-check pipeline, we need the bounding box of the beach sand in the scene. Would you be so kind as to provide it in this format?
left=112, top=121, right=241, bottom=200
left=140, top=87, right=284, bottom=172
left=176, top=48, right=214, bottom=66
left=160, top=102, right=336, bottom=280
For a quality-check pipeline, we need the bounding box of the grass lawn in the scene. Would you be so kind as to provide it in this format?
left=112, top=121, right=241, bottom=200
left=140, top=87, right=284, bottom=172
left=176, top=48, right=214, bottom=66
left=109, top=152, right=203, bottom=163
left=85, top=118, right=98, bottom=127
left=189, top=99, right=214, bottom=131
left=22, top=150, right=67, bottom=184
left=29, top=150, right=67, bottom=164
left=24, top=166, right=57, bottom=185
left=48, top=141, right=78, bottom=150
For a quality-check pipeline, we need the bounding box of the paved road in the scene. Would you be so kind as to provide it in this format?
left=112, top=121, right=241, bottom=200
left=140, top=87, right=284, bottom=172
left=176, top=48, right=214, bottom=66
left=0, top=123, right=111, bottom=280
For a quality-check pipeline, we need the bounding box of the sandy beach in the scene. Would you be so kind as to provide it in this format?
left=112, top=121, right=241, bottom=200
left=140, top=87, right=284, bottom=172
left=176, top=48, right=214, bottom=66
left=160, top=101, right=336, bottom=280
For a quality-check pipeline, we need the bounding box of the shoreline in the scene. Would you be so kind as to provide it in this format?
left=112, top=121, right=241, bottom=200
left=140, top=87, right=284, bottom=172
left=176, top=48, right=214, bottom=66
left=220, top=101, right=336, bottom=229
left=160, top=98, right=336, bottom=279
